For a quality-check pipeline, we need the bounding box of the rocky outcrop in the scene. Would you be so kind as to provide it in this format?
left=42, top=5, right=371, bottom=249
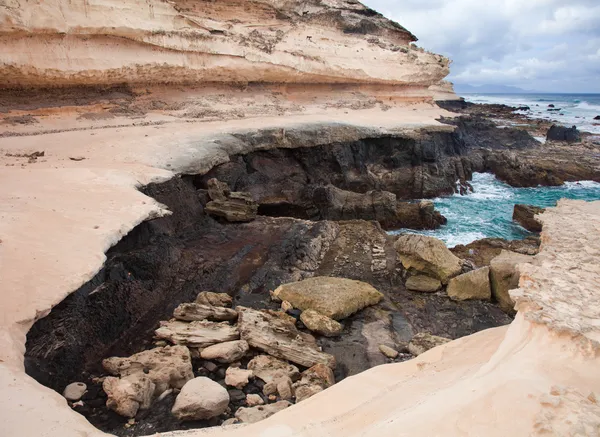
left=446, top=267, right=491, bottom=301
left=273, top=277, right=383, bottom=320
left=171, top=377, right=230, bottom=421
left=513, top=204, right=545, bottom=232
left=489, top=250, right=534, bottom=314
left=546, top=125, right=581, bottom=142
left=451, top=237, right=540, bottom=268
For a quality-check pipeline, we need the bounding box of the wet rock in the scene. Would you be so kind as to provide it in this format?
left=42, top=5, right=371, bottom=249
left=234, top=401, right=292, bottom=424
left=292, top=363, right=335, bottom=403
left=103, top=374, right=155, bottom=418
left=171, top=377, right=230, bottom=421
left=63, top=382, right=87, bottom=401
left=405, top=275, right=442, bottom=293
left=237, top=307, right=336, bottom=368
left=225, top=367, right=253, bottom=389
left=513, top=204, right=545, bottom=232
left=446, top=267, right=491, bottom=301
left=490, top=250, right=534, bottom=314
left=173, top=303, right=238, bottom=322
left=395, top=234, right=462, bottom=284
left=408, top=333, right=452, bottom=356
left=546, top=124, right=581, bottom=142
left=378, top=345, right=399, bottom=359
left=273, top=276, right=383, bottom=320
left=103, top=346, right=194, bottom=396
left=245, top=394, right=264, bottom=407
left=395, top=200, right=447, bottom=230
left=247, top=355, right=300, bottom=385
left=155, top=320, right=239, bottom=348
left=195, top=291, right=233, bottom=307
left=200, top=340, right=250, bottom=364
left=300, top=309, right=343, bottom=337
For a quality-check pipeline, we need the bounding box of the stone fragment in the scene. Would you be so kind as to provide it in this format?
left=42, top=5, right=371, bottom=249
left=173, top=303, right=238, bottom=322
left=103, top=346, right=194, bottom=396
left=155, top=320, right=239, bottom=348
left=276, top=376, right=294, bottom=400
left=273, top=276, right=383, bottom=320
left=246, top=394, right=264, bottom=407
left=281, top=300, right=294, bottom=312
left=171, top=377, right=230, bottom=421
left=234, top=401, right=292, bottom=424
left=195, top=291, right=233, bottom=307
left=263, top=381, right=278, bottom=396
left=63, top=382, right=87, bottom=401
left=292, top=363, right=335, bottom=403
left=513, top=204, right=545, bottom=232
left=300, top=309, right=343, bottom=337
left=225, top=367, right=253, bottom=389
left=206, top=191, right=258, bottom=223
left=247, top=355, right=300, bottom=384
left=405, top=275, right=442, bottom=292
left=408, top=333, right=452, bottom=356
left=395, top=234, right=462, bottom=284
left=446, top=267, right=492, bottom=301
left=207, top=178, right=230, bottom=201
left=222, top=418, right=239, bottom=426
left=379, top=345, right=399, bottom=359
left=103, top=374, right=155, bottom=418
left=238, top=307, right=336, bottom=368
left=200, top=340, right=250, bottom=364
left=490, top=250, right=534, bottom=313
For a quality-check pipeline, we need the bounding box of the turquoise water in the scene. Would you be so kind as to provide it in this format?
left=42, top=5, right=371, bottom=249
left=394, top=173, right=600, bottom=247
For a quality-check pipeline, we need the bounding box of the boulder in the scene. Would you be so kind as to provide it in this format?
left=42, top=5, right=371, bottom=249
left=207, top=178, right=230, bottom=201
left=546, top=124, right=581, bottom=142
left=446, top=267, right=491, bottom=301
left=103, top=374, right=155, bottom=418
left=103, top=346, right=194, bottom=396
left=300, top=309, right=343, bottom=337
left=234, top=401, right=292, bottom=424
left=378, top=345, right=399, bottom=359
left=272, top=277, right=383, bottom=320
left=173, top=302, right=238, bottom=322
left=63, top=382, right=87, bottom=401
left=513, top=204, right=545, bottom=232
left=200, top=340, right=249, bottom=363
left=155, top=320, right=239, bottom=348
left=238, top=307, right=336, bottom=368
left=195, top=291, right=233, bottom=307
left=395, top=234, right=462, bottom=284
left=247, top=355, right=300, bottom=385
left=408, top=333, right=452, bottom=356
left=490, top=250, right=534, bottom=313
left=225, top=367, right=253, bottom=389
left=246, top=394, right=264, bottom=407
left=395, top=200, right=447, bottom=230
left=292, top=363, right=335, bottom=403
left=405, top=275, right=442, bottom=293
left=171, top=377, right=230, bottom=421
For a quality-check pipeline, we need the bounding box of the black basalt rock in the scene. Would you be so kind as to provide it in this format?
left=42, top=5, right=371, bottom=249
left=546, top=124, right=581, bottom=143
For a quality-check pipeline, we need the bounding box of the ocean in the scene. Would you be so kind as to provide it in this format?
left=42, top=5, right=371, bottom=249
left=462, top=93, right=600, bottom=135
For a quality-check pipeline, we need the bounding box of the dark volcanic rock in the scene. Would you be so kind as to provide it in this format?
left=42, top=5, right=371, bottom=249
left=513, top=204, right=545, bottom=232
left=546, top=124, right=580, bottom=143
left=594, top=115, right=600, bottom=121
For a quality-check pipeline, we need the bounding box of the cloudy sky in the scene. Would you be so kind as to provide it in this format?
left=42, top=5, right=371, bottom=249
left=362, top=0, right=600, bottom=93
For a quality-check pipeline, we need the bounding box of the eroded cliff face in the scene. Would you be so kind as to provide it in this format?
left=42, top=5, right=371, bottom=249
left=0, top=0, right=449, bottom=88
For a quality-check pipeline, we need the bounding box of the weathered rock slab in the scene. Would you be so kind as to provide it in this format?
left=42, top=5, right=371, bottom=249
left=155, top=320, right=239, bottom=348
left=247, top=355, right=300, bottom=385
left=405, top=275, right=442, bottom=292
left=293, top=363, right=336, bottom=403
left=200, top=340, right=249, bottom=364
left=513, top=204, right=545, bottom=233
left=173, top=303, right=238, bottom=322
left=447, top=267, right=491, bottom=301
left=408, top=333, right=452, bottom=356
left=195, top=291, right=233, bottom=307
left=171, top=377, right=230, bottom=421
left=300, top=309, right=343, bottom=337
left=234, top=401, right=292, bottom=424
left=103, top=374, right=155, bottom=418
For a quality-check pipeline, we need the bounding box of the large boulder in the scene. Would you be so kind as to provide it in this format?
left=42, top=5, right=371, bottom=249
left=490, top=250, right=534, bottom=313
left=238, top=307, right=336, bottom=368
left=234, top=401, right=292, bottom=424
left=546, top=124, right=580, bottom=142
left=405, top=275, right=442, bottom=293
left=513, top=204, right=545, bottom=232
left=171, top=377, right=230, bottom=421
left=173, top=302, right=238, bottom=322
left=103, top=346, right=194, bottom=396
left=300, top=309, right=343, bottom=337
left=408, top=333, right=452, bottom=356
left=155, top=320, right=239, bottom=348
left=200, top=340, right=250, bottom=363
left=272, top=277, right=383, bottom=320
left=446, top=267, right=491, bottom=301
left=395, top=234, right=462, bottom=284
left=103, top=374, right=155, bottom=418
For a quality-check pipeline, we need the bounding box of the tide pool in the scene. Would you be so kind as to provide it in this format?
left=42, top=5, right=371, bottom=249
left=393, top=173, right=600, bottom=247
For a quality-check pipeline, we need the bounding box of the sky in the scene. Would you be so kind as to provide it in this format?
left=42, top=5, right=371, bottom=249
left=362, top=0, right=600, bottom=93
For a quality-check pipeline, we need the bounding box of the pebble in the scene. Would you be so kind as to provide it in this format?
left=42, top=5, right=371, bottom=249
left=63, top=382, right=87, bottom=401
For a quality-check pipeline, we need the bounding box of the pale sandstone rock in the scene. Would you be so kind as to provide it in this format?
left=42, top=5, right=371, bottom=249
left=405, top=275, right=442, bottom=293
left=195, top=292, right=233, bottom=308
left=200, top=340, right=249, bottom=364
left=225, top=367, right=253, bottom=389
left=292, top=363, right=335, bottom=403
left=247, top=355, right=300, bottom=385
left=234, top=401, right=292, bottom=424
left=237, top=307, right=336, bottom=369
left=300, top=309, right=344, bottom=337
left=155, top=320, right=239, bottom=348
left=103, top=374, right=155, bottom=418
left=379, top=345, right=399, bottom=359
left=206, top=192, right=258, bottom=223
left=103, top=346, right=194, bottom=396
left=395, top=234, right=462, bottom=284
left=281, top=301, right=294, bottom=313
left=273, top=277, right=383, bottom=320
left=171, top=377, right=229, bottom=421
left=245, top=394, right=264, bottom=407
left=408, top=332, right=452, bottom=356
left=63, top=382, right=87, bottom=401
left=173, top=303, right=238, bottom=322
left=446, top=267, right=492, bottom=301
left=490, top=250, right=534, bottom=313
left=276, top=376, right=295, bottom=400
